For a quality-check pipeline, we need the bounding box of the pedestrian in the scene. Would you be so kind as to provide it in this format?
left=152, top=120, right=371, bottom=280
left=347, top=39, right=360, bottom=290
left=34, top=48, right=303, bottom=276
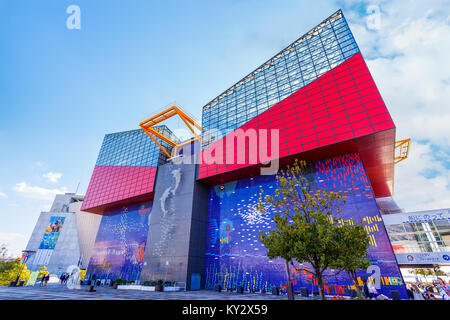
left=363, top=277, right=371, bottom=299
left=410, top=284, right=424, bottom=300
left=415, top=276, right=421, bottom=286
left=436, top=278, right=450, bottom=300
left=406, top=283, right=414, bottom=300
left=44, top=274, right=49, bottom=286
left=59, top=273, right=64, bottom=284
left=365, top=275, right=378, bottom=299
left=424, top=287, right=436, bottom=300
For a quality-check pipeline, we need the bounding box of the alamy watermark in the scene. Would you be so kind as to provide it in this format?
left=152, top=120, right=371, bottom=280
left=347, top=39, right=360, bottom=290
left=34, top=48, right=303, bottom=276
left=66, top=5, right=81, bottom=30
left=171, top=128, right=280, bottom=175
left=366, top=4, right=381, bottom=30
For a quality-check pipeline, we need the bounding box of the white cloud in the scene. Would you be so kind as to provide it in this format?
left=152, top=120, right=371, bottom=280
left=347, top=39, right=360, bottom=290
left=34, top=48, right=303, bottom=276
left=0, top=232, right=25, bottom=242
left=0, top=232, right=27, bottom=258
left=13, top=182, right=68, bottom=201
left=395, top=141, right=450, bottom=211
left=43, top=172, right=62, bottom=183
left=341, top=0, right=450, bottom=212
left=0, top=192, right=7, bottom=199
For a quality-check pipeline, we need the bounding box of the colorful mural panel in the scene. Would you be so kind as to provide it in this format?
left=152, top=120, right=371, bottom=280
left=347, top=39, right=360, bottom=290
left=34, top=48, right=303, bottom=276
left=39, top=216, right=65, bottom=250
left=31, top=216, right=67, bottom=266
left=86, top=201, right=152, bottom=281
left=204, top=153, right=408, bottom=299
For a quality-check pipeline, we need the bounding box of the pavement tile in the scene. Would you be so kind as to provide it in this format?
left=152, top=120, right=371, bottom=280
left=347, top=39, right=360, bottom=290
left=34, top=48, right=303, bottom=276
left=0, top=284, right=315, bottom=300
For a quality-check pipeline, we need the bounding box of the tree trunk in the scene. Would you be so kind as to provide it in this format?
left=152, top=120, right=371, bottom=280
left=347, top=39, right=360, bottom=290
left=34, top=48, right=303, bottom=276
left=284, top=260, right=294, bottom=300
left=317, top=274, right=326, bottom=300
left=349, top=271, right=363, bottom=299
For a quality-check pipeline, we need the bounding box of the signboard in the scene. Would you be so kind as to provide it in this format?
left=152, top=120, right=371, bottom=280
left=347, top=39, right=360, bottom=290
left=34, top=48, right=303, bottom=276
left=382, top=208, right=450, bottom=225
left=26, top=271, right=39, bottom=286
left=396, top=252, right=450, bottom=265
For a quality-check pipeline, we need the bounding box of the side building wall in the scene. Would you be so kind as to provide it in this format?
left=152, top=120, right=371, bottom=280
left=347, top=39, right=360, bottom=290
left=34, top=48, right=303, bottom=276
left=71, top=201, right=102, bottom=269
left=25, top=211, right=81, bottom=275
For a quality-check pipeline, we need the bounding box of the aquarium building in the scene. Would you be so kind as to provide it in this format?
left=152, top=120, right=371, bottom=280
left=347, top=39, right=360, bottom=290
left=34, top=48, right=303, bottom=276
left=81, top=10, right=409, bottom=298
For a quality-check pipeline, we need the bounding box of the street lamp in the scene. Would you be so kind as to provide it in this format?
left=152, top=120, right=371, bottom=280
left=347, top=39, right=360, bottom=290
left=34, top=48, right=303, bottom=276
left=12, top=250, right=36, bottom=287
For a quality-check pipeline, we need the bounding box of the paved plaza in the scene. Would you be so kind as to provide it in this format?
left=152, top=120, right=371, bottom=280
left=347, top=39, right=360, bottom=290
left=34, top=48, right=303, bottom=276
left=0, top=284, right=322, bottom=300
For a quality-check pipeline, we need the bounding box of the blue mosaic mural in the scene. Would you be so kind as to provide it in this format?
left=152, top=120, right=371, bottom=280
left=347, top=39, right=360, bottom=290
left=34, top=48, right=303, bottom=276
left=39, top=216, right=65, bottom=250
left=86, top=201, right=152, bottom=281
left=204, top=153, right=408, bottom=299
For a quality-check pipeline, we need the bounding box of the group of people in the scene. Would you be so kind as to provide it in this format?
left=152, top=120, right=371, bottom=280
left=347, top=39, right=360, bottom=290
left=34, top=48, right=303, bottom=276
left=406, top=277, right=450, bottom=300
left=39, top=274, right=50, bottom=286
left=38, top=273, right=72, bottom=286
left=363, top=275, right=449, bottom=300
left=59, top=273, right=70, bottom=284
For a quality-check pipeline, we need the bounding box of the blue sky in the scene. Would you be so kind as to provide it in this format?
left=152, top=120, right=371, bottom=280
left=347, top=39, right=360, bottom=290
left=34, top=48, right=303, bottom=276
left=1, top=0, right=449, bottom=257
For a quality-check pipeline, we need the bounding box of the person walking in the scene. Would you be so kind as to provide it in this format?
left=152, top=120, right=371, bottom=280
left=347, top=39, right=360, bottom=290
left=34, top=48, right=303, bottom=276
left=406, top=283, right=414, bottom=300
left=424, top=287, right=436, bottom=300
left=436, top=278, right=449, bottom=300
left=410, top=284, right=425, bottom=300
left=365, top=276, right=378, bottom=299
left=363, top=277, right=371, bottom=299
left=44, top=274, right=49, bottom=287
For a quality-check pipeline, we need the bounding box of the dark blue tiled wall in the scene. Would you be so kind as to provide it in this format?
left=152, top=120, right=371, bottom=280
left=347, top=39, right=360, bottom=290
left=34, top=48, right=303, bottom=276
left=204, top=153, right=408, bottom=299
left=86, top=201, right=152, bottom=281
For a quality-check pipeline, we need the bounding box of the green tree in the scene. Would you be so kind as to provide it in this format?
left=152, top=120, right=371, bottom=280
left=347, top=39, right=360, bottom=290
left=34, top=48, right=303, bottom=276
left=433, top=266, right=447, bottom=277
left=258, top=159, right=349, bottom=300
left=0, top=257, right=31, bottom=286
left=259, top=211, right=298, bottom=300
left=412, top=268, right=436, bottom=284
left=38, top=266, right=49, bottom=279
left=79, top=269, right=87, bottom=281
left=332, top=222, right=371, bottom=299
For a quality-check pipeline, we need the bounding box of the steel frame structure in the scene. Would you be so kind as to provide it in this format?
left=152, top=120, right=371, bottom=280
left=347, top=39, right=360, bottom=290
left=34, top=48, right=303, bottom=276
left=394, top=138, right=411, bottom=164
left=140, top=106, right=202, bottom=158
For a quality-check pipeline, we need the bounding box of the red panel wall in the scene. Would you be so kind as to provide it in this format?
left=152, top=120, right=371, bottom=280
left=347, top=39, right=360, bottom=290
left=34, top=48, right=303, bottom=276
left=81, top=166, right=157, bottom=214
left=198, top=52, right=395, bottom=185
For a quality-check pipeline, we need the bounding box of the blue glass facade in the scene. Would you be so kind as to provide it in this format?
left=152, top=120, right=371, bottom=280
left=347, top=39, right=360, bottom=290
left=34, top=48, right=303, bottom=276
left=86, top=201, right=152, bottom=281
left=205, top=153, right=408, bottom=298
left=95, top=126, right=175, bottom=167
left=201, top=10, right=359, bottom=147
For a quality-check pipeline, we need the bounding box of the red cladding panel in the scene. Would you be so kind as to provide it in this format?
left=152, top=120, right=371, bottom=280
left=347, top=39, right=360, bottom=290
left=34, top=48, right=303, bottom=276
left=81, top=166, right=157, bottom=214
left=198, top=52, right=396, bottom=197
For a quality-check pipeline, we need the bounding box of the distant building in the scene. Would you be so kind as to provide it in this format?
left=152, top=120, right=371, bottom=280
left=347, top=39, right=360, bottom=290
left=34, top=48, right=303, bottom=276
left=25, top=193, right=102, bottom=275
left=376, top=196, right=404, bottom=215
left=383, top=208, right=450, bottom=266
